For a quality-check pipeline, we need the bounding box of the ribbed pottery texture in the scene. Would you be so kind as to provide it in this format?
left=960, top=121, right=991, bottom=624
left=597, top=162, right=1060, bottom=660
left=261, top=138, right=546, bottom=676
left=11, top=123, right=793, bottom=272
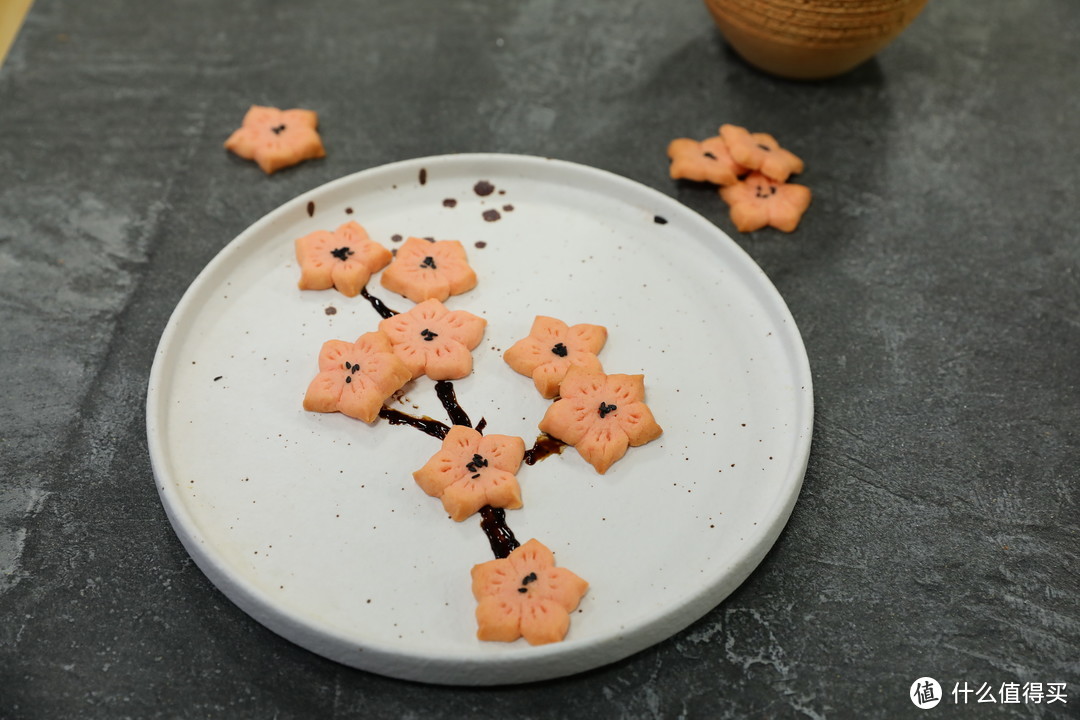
left=703, top=0, right=929, bottom=79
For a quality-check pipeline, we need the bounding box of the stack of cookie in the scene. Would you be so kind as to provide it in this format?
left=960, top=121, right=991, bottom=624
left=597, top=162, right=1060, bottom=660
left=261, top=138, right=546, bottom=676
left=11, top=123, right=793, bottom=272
left=667, top=124, right=810, bottom=233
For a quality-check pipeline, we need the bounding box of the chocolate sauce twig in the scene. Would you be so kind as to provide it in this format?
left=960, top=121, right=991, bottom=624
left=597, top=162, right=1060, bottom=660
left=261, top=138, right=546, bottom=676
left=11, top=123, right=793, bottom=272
left=377, top=407, right=449, bottom=439
left=524, top=434, right=567, bottom=465
left=479, top=506, right=520, bottom=558
left=435, top=380, right=472, bottom=428
left=360, top=286, right=398, bottom=319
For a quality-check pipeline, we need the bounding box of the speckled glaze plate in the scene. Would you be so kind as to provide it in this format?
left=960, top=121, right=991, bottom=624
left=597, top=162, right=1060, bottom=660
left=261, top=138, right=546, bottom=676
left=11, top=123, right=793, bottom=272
left=145, top=154, right=813, bottom=685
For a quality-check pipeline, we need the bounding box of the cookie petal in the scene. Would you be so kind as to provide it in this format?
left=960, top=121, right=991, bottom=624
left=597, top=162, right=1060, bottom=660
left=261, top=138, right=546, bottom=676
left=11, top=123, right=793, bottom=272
left=474, top=597, right=523, bottom=643
left=531, top=361, right=571, bottom=399
left=303, top=370, right=344, bottom=413
left=575, top=422, right=630, bottom=474
left=413, top=449, right=464, bottom=498
left=478, top=434, right=526, bottom=474
left=440, top=478, right=490, bottom=521
left=519, top=598, right=572, bottom=646
left=538, top=397, right=595, bottom=446
left=537, top=567, right=589, bottom=613
left=504, top=336, right=552, bottom=377
left=618, top=402, right=664, bottom=447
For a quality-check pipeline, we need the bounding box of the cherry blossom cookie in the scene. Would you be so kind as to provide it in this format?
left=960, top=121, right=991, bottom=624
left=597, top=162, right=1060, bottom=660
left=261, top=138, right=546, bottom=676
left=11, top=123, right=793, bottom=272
left=224, top=105, right=326, bottom=174
left=303, top=331, right=412, bottom=423
left=538, top=365, right=663, bottom=474
left=413, top=425, right=526, bottom=521
left=503, top=316, right=607, bottom=399
left=718, top=124, right=804, bottom=183
left=471, top=539, right=588, bottom=645
left=378, top=298, right=486, bottom=380
left=719, top=172, right=812, bottom=233
left=294, top=221, right=392, bottom=297
left=667, top=136, right=747, bottom=186
left=380, top=237, right=477, bottom=303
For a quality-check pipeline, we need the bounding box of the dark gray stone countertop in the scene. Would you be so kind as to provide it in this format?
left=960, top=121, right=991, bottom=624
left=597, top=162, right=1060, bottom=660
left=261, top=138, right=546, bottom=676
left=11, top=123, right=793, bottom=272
left=1, top=0, right=1077, bottom=717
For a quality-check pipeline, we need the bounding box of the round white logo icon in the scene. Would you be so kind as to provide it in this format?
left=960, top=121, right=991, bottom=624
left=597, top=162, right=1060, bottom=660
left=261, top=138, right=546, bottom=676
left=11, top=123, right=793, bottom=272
left=911, top=677, right=942, bottom=709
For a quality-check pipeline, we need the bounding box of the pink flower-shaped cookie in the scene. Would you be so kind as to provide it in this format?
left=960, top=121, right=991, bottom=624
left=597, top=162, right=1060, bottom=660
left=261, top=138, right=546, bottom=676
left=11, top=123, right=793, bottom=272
left=380, top=236, right=478, bottom=303
left=719, top=172, right=812, bottom=233
left=667, top=136, right=746, bottom=186
left=719, top=124, right=804, bottom=183
left=503, top=316, right=607, bottom=399
left=378, top=298, right=486, bottom=380
left=471, top=538, right=588, bottom=645
left=295, top=221, right=392, bottom=297
left=224, top=105, right=326, bottom=174
left=413, top=425, right=526, bottom=521
left=303, top=331, right=413, bottom=423
left=538, top=365, right=662, bottom=474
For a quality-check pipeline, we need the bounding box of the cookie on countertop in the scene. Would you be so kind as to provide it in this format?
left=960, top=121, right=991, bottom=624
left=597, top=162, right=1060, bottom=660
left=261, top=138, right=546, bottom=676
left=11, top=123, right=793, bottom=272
left=719, top=172, right=812, bottom=233
left=225, top=105, right=326, bottom=174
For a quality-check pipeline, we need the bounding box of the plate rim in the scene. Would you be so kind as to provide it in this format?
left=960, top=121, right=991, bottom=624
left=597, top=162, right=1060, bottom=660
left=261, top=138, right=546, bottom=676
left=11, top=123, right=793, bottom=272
left=145, top=152, right=814, bottom=685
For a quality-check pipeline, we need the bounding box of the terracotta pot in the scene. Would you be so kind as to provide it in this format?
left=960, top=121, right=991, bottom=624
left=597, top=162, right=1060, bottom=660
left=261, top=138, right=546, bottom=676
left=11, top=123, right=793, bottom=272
left=702, top=0, right=929, bottom=80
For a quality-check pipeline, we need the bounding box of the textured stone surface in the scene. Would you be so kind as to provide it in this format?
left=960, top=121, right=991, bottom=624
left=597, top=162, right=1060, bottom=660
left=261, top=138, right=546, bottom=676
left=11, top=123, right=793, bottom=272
left=1, top=0, right=1077, bottom=717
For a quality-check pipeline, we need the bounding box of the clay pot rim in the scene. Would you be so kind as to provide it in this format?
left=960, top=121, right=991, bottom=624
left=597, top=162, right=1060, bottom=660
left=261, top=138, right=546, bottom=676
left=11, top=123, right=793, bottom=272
left=712, top=0, right=921, bottom=18
left=703, top=0, right=927, bottom=49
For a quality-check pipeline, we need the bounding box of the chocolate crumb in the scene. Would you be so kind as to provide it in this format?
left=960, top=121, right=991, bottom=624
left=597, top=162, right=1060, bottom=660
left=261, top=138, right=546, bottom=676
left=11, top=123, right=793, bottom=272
left=443, top=198, right=457, bottom=208
left=419, top=168, right=428, bottom=185
left=306, top=201, right=315, bottom=217
left=482, top=209, right=501, bottom=222
left=502, top=204, right=514, bottom=212
left=391, top=234, right=403, bottom=243
left=474, top=180, right=495, bottom=196
left=214, top=376, right=222, bottom=381
left=345, top=207, right=354, bottom=214
left=325, top=306, right=337, bottom=315
left=654, top=215, right=668, bottom=225
left=475, top=241, right=487, bottom=249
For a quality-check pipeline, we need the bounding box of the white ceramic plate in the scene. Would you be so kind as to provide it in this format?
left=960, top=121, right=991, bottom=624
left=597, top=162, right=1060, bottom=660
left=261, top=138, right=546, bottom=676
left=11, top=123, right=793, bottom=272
left=146, top=154, right=812, bottom=685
